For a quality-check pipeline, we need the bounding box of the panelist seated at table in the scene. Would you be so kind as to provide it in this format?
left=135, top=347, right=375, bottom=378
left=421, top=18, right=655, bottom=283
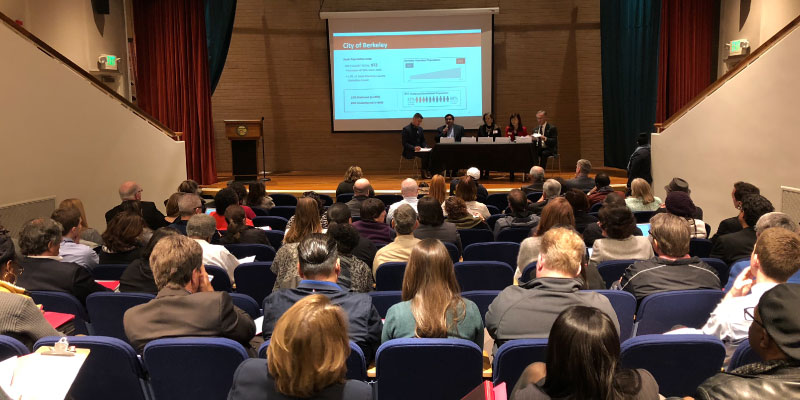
left=436, top=114, right=464, bottom=142
left=533, top=110, right=558, bottom=167
left=401, top=113, right=430, bottom=177
left=477, top=112, right=502, bottom=138
left=505, top=113, right=529, bottom=141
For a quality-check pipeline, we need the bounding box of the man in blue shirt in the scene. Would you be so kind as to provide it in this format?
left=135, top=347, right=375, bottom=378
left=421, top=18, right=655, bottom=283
left=51, top=207, right=98, bottom=270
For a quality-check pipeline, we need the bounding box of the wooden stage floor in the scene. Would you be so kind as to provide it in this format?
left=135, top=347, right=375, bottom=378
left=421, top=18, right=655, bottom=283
left=202, top=168, right=628, bottom=196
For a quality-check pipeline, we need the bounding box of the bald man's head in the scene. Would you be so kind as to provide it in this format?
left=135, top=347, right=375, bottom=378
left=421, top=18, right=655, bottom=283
left=354, top=178, right=371, bottom=196
left=119, top=181, right=142, bottom=201
left=400, top=178, right=419, bottom=197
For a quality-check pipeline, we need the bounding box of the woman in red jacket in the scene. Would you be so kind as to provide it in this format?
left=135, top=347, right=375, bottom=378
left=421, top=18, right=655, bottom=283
left=505, top=113, right=529, bottom=140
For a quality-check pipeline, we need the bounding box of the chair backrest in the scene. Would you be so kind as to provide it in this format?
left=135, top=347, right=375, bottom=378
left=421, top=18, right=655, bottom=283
left=520, top=261, right=537, bottom=283
left=233, top=262, right=276, bottom=305
left=486, top=214, right=505, bottom=231
left=251, top=206, right=268, bottom=217
left=589, top=202, right=603, bottom=212
left=29, top=291, right=90, bottom=334
left=463, top=242, right=520, bottom=269
left=492, top=339, right=548, bottom=397
left=86, top=292, right=155, bottom=342
left=376, top=338, right=484, bottom=400
left=0, top=335, right=28, bottom=360
left=633, top=210, right=657, bottom=223
left=635, top=289, right=724, bottom=335
left=368, top=291, right=403, bottom=318
left=252, top=216, right=288, bottom=231
left=375, top=262, right=406, bottom=291
left=485, top=193, right=510, bottom=210
left=526, top=192, right=543, bottom=203
left=264, top=230, right=284, bottom=250
left=486, top=205, right=502, bottom=216
left=589, top=290, right=637, bottom=341
left=727, top=340, right=763, bottom=371
left=620, top=334, right=725, bottom=397
left=91, top=264, right=128, bottom=280
left=336, top=193, right=354, bottom=203
left=460, top=290, right=500, bottom=324
left=318, top=194, right=334, bottom=206
left=596, top=259, right=636, bottom=288
left=454, top=261, right=513, bottom=291
left=724, top=259, right=751, bottom=292
left=204, top=264, right=233, bottom=292
left=258, top=340, right=367, bottom=381
left=690, top=238, right=713, bottom=258
left=35, top=335, right=148, bottom=400
left=458, top=228, right=494, bottom=249
left=496, top=227, right=531, bottom=243
left=700, top=257, right=730, bottom=287
left=268, top=205, right=296, bottom=219
left=229, top=293, right=262, bottom=319
left=376, top=194, right=403, bottom=205
left=223, top=243, right=276, bottom=262
left=444, top=241, right=460, bottom=263
left=269, top=193, right=297, bottom=206
left=143, top=337, right=248, bottom=400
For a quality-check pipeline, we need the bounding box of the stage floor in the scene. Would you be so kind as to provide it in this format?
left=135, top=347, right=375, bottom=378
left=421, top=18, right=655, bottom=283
left=202, top=168, right=628, bottom=196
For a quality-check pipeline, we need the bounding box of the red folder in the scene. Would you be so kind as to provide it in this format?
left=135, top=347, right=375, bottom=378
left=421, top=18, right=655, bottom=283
left=462, top=381, right=507, bottom=400
left=43, top=311, right=75, bottom=329
left=96, top=280, right=120, bottom=291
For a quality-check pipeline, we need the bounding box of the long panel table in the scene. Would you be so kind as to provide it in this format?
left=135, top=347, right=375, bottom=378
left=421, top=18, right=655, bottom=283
left=422, top=142, right=540, bottom=180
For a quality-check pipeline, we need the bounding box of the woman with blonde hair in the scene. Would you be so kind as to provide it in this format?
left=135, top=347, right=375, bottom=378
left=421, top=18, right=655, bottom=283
left=625, top=178, right=662, bottom=212
left=427, top=174, right=448, bottom=205
left=517, top=197, right=575, bottom=280
left=271, top=197, right=323, bottom=291
left=336, top=165, right=374, bottom=197
left=382, top=239, right=483, bottom=347
left=228, top=294, right=372, bottom=400
left=59, top=198, right=103, bottom=246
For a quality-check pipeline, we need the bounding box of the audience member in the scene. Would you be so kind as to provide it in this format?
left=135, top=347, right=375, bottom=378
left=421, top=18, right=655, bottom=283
left=534, top=110, right=558, bottom=167
left=444, top=197, right=490, bottom=230
left=123, top=235, right=255, bottom=353
left=661, top=177, right=704, bottom=219
left=59, top=198, right=103, bottom=246
left=187, top=214, right=240, bottom=282
left=616, top=213, right=720, bottom=301
left=227, top=182, right=257, bottom=220
left=163, top=192, right=183, bottom=224
left=386, top=178, right=420, bottom=225
left=530, top=179, right=562, bottom=215
left=586, top=173, right=614, bottom=206
left=427, top=174, right=448, bottom=205
left=454, top=176, right=490, bottom=219
left=326, top=203, right=377, bottom=267
left=98, top=212, right=148, bottom=265
left=345, top=178, right=371, bottom=218
left=712, top=181, right=760, bottom=242
left=413, top=197, right=462, bottom=253
left=511, top=306, right=659, bottom=399
left=168, top=193, right=203, bottom=235
left=336, top=165, right=374, bottom=197
left=327, top=223, right=374, bottom=293
left=244, top=180, right=274, bottom=212
left=664, top=190, right=707, bottom=238
left=564, top=159, right=594, bottom=192
left=0, top=228, right=61, bottom=349
left=211, top=188, right=252, bottom=230
left=589, top=206, right=653, bottom=284
left=565, top=189, right=597, bottom=234
left=494, top=189, right=540, bottom=240
left=220, top=205, right=269, bottom=245
left=271, top=198, right=323, bottom=291
left=16, top=218, right=109, bottom=305
left=710, top=194, right=774, bottom=266
left=694, top=284, right=800, bottom=399
left=521, top=166, right=545, bottom=194
left=229, top=295, right=372, bottom=400
left=382, top=239, right=483, bottom=347
left=582, top=193, right=644, bottom=247
left=486, top=228, right=619, bottom=347
left=625, top=178, right=662, bottom=211
left=105, top=181, right=168, bottom=230
left=373, top=205, right=421, bottom=277
left=178, top=179, right=202, bottom=196
left=353, top=198, right=395, bottom=244
left=286, top=191, right=329, bottom=232
left=50, top=207, right=98, bottom=270
left=262, top=234, right=381, bottom=363
left=516, top=198, right=575, bottom=280
left=449, top=168, right=489, bottom=202
left=626, top=132, right=652, bottom=190
left=120, top=227, right=180, bottom=294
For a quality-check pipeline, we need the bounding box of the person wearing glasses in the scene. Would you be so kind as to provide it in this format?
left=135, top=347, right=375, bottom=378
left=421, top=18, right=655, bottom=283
left=105, top=181, right=168, bottom=230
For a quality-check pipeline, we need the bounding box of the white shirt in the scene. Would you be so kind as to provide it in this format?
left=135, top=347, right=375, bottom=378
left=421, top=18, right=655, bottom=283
left=59, top=238, right=99, bottom=270
left=386, top=197, right=419, bottom=226
left=193, top=239, right=240, bottom=283
left=702, top=282, right=778, bottom=345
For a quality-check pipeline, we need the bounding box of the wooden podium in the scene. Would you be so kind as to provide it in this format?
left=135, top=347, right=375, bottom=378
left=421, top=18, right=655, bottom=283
left=224, top=120, right=263, bottom=181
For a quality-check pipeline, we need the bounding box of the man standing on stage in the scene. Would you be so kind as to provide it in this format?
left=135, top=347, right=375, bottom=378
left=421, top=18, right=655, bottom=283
left=402, top=113, right=429, bottom=178
left=436, top=114, right=464, bottom=142
left=534, top=110, right=558, bottom=167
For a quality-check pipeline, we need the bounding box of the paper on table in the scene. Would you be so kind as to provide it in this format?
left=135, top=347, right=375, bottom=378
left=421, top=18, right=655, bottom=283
left=254, top=316, right=264, bottom=335
left=417, top=147, right=433, bottom=152
left=0, top=348, right=89, bottom=400
left=238, top=256, right=256, bottom=263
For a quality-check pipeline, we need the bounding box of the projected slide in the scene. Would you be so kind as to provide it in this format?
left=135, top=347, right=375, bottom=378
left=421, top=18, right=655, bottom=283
left=332, top=30, right=482, bottom=120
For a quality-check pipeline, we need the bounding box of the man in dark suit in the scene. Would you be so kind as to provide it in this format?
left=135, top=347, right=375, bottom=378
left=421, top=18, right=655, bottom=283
left=105, top=181, right=168, bottom=230
left=123, top=235, right=255, bottom=354
left=627, top=132, right=652, bottom=190
left=16, top=218, right=110, bottom=305
left=534, top=110, right=558, bottom=167
left=710, top=194, right=774, bottom=266
left=261, top=234, right=382, bottom=363
left=401, top=113, right=429, bottom=177
left=436, top=114, right=465, bottom=142
left=564, top=159, right=595, bottom=192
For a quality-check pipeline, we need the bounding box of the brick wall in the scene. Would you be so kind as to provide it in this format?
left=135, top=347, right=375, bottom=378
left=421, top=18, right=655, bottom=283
left=211, top=0, right=604, bottom=173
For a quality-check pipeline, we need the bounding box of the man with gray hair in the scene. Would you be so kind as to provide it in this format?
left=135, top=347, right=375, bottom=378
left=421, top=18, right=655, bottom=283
left=105, top=180, right=168, bottom=230
left=522, top=166, right=545, bottom=194
left=564, top=159, right=594, bottom=192
left=16, top=218, right=109, bottom=305
left=123, top=235, right=255, bottom=354
left=386, top=178, right=420, bottom=226
left=261, top=233, right=382, bottom=363
left=373, top=204, right=421, bottom=277
left=530, top=179, right=562, bottom=215
left=168, top=193, right=203, bottom=235
left=346, top=178, right=371, bottom=218
left=187, top=214, right=239, bottom=282
left=534, top=110, right=558, bottom=167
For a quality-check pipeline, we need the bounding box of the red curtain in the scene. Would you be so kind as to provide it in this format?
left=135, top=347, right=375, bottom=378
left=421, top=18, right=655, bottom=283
left=656, top=0, right=716, bottom=123
left=132, top=0, right=217, bottom=184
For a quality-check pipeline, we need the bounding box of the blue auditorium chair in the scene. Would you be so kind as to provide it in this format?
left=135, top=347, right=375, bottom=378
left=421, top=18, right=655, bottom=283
left=444, top=241, right=461, bottom=263
left=492, top=339, right=548, bottom=397
left=727, top=340, right=762, bottom=371
left=589, top=290, right=637, bottom=341
left=0, top=335, right=28, bottom=360
left=264, top=230, right=284, bottom=250
left=86, top=292, right=155, bottom=342
left=596, top=259, right=636, bottom=288
left=376, top=194, right=403, bottom=205
left=701, top=257, right=730, bottom=287
left=520, top=261, right=537, bottom=283
left=268, top=206, right=296, bottom=219
left=29, top=291, right=90, bottom=334
left=233, top=262, right=276, bottom=305
left=526, top=192, right=543, bottom=202
left=204, top=264, right=233, bottom=292
left=485, top=193, right=510, bottom=211
left=90, top=264, right=127, bottom=280
left=633, top=210, right=657, bottom=223
left=463, top=242, right=520, bottom=270
left=336, top=193, right=354, bottom=203
left=224, top=243, right=276, bottom=262
left=724, top=259, right=751, bottom=292
left=496, top=227, right=531, bottom=243
left=318, top=194, right=334, bottom=206
left=269, top=194, right=297, bottom=206
left=486, top=205, right=502, bottom=215
left=454, top=261, right=513, bottom=291
left=369, top=291, right=403, bottom=319
left=459, top=228, right=494, bottom=249
left=635, top=289, right=724, bottom=335
left=690, top=238, right=713, bottom=258
left=461, top=290, right=500, bottom=324
left=375, top=262, right=406, bottom=291
left=252, top=216, right=288, bottom=232
left=258, top=340, right=367, bottom=381
left=486, top=214, right=505, bottom=231
left=229, top=293, right=262, bottom=319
